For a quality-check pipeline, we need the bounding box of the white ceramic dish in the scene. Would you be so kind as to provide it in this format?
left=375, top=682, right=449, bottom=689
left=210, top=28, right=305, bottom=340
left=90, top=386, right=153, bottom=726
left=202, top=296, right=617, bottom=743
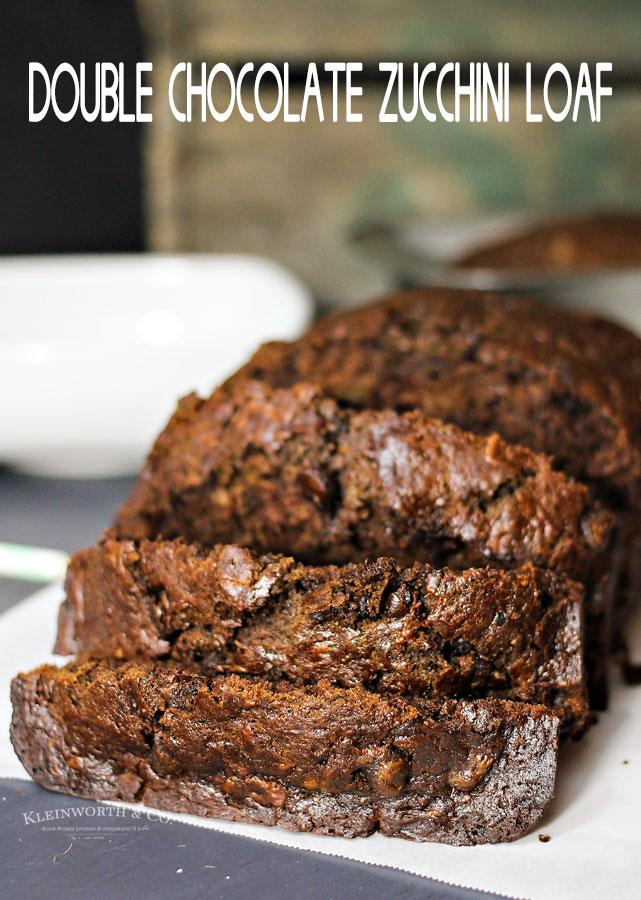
left=0, top=254, right=313, bottom=477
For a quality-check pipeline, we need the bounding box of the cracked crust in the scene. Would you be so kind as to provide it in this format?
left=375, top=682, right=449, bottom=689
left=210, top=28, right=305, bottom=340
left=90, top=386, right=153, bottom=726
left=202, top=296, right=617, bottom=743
left=56, top=538, right=588, bottom=733
left=10, top=660, right=561, bottom=845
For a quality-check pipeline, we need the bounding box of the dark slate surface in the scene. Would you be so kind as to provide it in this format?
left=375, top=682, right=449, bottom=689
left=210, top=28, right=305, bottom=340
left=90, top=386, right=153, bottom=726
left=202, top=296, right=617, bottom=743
left=0, top=779, right=505, bottom=900
left=0, top=469, right=505, bottom=900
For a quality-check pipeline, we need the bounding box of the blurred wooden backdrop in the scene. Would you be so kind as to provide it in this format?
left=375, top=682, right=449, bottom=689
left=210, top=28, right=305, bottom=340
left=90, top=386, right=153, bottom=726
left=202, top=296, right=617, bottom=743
left=137, top=1, right=641, bottom=303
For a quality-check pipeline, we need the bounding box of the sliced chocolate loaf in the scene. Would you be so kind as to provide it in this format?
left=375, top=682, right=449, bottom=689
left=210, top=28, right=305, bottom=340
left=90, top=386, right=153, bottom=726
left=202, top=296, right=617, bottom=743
left=11, top=660, right=560, bottom=845
left=112, top=380, right=611, bottom=705
left=56, top=538, right=588, bottom=732
left=228, top=288, right=641, bottom=699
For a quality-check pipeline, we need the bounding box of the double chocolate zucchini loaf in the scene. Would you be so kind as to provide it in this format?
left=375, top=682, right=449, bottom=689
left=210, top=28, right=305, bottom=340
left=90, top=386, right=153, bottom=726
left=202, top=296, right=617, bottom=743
left=229, top=289, right=641, bottom=501
left=12, top=285, right=638, bottom=845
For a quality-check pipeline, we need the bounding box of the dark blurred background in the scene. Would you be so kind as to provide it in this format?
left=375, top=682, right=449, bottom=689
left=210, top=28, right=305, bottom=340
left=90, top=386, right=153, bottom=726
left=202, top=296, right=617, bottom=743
left=1, top=3, right=144, bottom=254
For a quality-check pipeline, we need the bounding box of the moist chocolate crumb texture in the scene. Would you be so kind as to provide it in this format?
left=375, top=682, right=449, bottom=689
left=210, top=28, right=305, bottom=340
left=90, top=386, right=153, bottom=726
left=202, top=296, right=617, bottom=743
left=456, top=226, right=641, bottom=634
left=10, top=660, right=561, bottom=845
left=56, top=538, right=588, bottom=733
left=227, top=288, right=641, bottom=695
left=112, top=380, right=612, bottom=706
left=113, top=382, right=610, bottom=573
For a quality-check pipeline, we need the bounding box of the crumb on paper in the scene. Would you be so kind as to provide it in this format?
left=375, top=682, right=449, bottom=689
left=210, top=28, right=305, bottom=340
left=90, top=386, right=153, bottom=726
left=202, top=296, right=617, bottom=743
left=53, top=842, right=73, bottom=863
left=538, top=833, right=551, bottom=843
left=623, top=759, right=629, bottom=765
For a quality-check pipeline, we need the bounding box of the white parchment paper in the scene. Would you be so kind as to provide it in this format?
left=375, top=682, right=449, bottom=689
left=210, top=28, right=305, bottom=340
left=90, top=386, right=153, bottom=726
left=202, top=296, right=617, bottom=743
left=1, top=584, right=639, bottom=900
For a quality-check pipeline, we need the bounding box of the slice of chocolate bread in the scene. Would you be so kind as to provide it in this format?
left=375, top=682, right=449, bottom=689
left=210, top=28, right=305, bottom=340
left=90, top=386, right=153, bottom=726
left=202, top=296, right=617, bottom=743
left=56, top=538, right=588, bottom=733
left=113, top=382, right=610, bottom=575
left=11, top=660, right=560, bottom=845
left=112, top=381, right=612, bottom=705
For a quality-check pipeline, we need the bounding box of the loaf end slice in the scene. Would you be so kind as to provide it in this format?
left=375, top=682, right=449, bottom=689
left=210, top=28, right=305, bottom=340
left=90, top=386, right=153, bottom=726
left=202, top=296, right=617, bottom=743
left=11, top=660, right=560, bottom=845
